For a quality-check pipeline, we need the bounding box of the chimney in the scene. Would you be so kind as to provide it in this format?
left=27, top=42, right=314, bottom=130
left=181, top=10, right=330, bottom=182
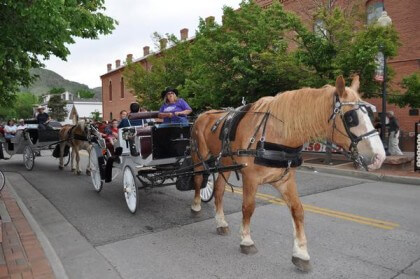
left=107, top=63, right=112, bottom=72
left=126, top=54, right=133, bottom=63
left=180, top=28, right=189, bottom=40
left=115, top=59, right=121, bottom=68
left=143, top=46, right=150, bottom=56
left=205, top=16, right=215, bottom=25
left=159, top=38, right=168, bottom=50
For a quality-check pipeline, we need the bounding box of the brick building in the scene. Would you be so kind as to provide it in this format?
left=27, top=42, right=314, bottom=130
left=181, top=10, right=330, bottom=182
left=101, top=0, right=419, bottom=134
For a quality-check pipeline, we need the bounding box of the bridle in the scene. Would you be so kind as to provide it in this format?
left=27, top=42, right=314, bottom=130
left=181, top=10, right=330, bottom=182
left=328, top=93, right=379, bottom=170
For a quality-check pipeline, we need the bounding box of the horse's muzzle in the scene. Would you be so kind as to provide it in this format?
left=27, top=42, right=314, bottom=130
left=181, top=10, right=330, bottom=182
left=367, top=153, right=385, bottom=170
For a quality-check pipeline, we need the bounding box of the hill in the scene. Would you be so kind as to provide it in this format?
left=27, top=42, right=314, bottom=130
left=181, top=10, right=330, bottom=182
left=20, top=68, right=102, bottom=101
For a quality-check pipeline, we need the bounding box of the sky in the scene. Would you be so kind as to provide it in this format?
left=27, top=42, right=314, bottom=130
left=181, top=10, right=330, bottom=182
left=43, top=0, right=243, bottom=89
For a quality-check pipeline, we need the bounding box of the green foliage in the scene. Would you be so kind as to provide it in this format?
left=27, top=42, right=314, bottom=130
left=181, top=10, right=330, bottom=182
left=124, top=0, right=400, bottom=110
left=48, top=95, right=67, bottom=121
left=91, top=110, right=102, bottom=121
left=389, top=72, right=420, bottom=108
left=0, top=0, right=117, bottom=105
left=49, top=87, right=66, bottom=94
left=0, top=93, right=38, bottom=120
left=77, top=89, right=95, bottom=99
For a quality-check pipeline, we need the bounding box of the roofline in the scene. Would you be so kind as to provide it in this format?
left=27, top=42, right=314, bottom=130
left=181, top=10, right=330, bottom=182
left=100, top=35, right=196, bottom=79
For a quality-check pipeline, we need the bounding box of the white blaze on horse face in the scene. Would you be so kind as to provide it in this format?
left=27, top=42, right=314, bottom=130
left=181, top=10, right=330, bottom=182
left=349, top=109, right=385, bottom=170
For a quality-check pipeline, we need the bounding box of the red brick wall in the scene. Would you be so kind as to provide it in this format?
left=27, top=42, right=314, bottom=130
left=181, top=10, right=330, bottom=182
left=101, top=70, right=137, bottom=121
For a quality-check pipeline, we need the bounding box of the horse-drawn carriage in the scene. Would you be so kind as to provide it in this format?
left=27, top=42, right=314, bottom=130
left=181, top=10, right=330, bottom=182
left=88, top=111, right=241, bottom=213
left=0, top=120, right=70, bottom=170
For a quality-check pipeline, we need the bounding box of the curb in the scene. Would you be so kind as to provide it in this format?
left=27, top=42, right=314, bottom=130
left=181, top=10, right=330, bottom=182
left=4, top=176, right=69, bottom=279
left=299, top=164, right=420, bottom=185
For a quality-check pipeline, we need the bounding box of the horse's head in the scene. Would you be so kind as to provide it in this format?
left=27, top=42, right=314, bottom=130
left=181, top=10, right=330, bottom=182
left=329, top=75, right=385, bottom=170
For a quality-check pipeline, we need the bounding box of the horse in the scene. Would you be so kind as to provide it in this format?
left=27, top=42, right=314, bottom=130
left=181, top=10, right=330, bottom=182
left=58, top=120, right=99, bottom=175
left=190, top=75, right=385, bottom=272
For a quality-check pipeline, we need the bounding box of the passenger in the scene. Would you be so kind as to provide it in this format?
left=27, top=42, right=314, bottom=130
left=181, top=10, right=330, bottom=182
left=118, top=103, right=145, bottom=128
left=36, top=106, right=51, bottom=130
left=158, top=87, right=192, bottom=124
left=119, top=110, right=128, bottom=122
left=4, top=119, right=17, bottom=139
left=16, top=119, right=27, bottom=131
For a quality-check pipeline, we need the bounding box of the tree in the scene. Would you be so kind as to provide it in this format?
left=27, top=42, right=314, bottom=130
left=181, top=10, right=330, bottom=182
left=0, top=92, right=37, bottom=120
left=389, top=72, right=420, bottom=109
left=0, top=0, right=117, bottom=105
left=48, top=95, right=67, bottom=121
left=49, top=87, right=66, bottom=95
left=77, top=89, right=95, bottom=99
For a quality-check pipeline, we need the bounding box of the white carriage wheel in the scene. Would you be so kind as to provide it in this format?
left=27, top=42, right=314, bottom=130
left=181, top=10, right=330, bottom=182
left=89, top=148, right=103, bottom=192
left=0, top=170, right=5, bottom=191
left=200, top=173, right=215, bottom=203
left=123, top=166, right=139, bottom=214
left=23, top=146, right=35, bottom=171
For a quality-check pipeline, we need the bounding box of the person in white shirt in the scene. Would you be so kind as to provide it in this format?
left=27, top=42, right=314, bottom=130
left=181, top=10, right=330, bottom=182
left=16, top=119, right=27, bottom=131
left=4, top=119, right=17, bottom=139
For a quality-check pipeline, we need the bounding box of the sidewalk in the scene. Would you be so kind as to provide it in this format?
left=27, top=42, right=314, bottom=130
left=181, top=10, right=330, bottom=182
left=301, top=152, right=420, bottom=185
left=0, top=185, right=54, bottom=279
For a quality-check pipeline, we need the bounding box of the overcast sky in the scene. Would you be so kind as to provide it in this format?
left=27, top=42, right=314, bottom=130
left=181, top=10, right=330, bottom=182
left=43, top=0, right=242, bottom=89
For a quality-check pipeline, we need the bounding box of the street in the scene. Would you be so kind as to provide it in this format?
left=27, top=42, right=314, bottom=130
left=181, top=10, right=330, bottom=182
left=1, top=152, right=419, bottom=279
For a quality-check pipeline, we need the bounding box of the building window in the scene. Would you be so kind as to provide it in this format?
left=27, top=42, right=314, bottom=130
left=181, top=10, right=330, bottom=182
left=110, top=112, right=113, bottom=120
left=366, top=1, right=384, bottom=25
left=109, top=80, right=112, bottom=101
left=120, top=77, right=124, bottom=99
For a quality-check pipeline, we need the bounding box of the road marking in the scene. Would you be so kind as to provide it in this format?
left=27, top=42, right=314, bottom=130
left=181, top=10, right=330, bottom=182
left=225, top=186, right=399, bottom=230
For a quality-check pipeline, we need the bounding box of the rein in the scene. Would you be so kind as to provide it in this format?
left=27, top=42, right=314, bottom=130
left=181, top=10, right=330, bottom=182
left=328, top=93, right=379, bottom=170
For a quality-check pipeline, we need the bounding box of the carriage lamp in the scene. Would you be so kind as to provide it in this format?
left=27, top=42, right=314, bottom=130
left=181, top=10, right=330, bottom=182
left=376, top=11, right=392, bottom=144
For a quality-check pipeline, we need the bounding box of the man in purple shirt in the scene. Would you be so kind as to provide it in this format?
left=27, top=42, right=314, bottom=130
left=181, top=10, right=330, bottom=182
left=158, top=87, right=192, bottom=124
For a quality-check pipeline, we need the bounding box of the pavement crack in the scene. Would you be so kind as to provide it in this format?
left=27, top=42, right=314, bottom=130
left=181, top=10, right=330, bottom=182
left=390, top=256, right=420, bottom=279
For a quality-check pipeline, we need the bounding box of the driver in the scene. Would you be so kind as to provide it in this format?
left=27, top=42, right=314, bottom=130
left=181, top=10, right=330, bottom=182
left=36, top=106, right=51, bottom=130
left=158, top=87, right=192, bottom=124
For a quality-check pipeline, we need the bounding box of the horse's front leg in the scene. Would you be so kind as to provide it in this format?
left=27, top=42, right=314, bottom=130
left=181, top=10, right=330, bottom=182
left=273, top=170, right=311, bottom=272
left=240, top=175, right=258, bottom=254
left=75, top=145, right=81, bottom=175
left=215, top=171, right=230, bottom=235
left=71, top=146, right=76, bottom=173
left=191, top=173, right=203, bottom=214
left=85, top=144, right=92, bottom=176
left=58, top=143, right=65, bottom=170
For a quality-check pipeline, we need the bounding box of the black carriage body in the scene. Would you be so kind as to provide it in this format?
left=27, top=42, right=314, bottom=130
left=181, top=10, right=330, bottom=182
left=152, top=124, right=191, bottom=160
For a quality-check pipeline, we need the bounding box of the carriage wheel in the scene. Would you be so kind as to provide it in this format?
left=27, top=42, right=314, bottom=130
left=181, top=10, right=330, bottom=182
left=89, top=148, right=103, bottom=192
left=0, top=170, right=5, bottom=191
left=64, top=148, right=71, bottom=167
left=200, top=173, right=215, bottom=203
left=23, top=146, right=35, bottom=171
left=123, top=166, right=139, bottom=214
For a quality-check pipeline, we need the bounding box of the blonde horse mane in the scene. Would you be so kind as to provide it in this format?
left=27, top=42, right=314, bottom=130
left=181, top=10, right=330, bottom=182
left=252, top=85, right=360, bottom=143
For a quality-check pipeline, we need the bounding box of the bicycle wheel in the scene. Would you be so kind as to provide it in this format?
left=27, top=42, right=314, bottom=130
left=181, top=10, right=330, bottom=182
left=0, top=170, right=5, bottom=191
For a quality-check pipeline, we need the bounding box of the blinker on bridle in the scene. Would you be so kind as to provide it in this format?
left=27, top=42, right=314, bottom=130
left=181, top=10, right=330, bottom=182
left=328, top=93, right=379, bottom=170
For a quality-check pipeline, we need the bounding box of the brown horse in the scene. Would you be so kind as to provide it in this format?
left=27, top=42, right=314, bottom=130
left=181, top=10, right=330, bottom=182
left=190, top=76, right=385, bottom=271
left=58, top=120, right=95, bottom=175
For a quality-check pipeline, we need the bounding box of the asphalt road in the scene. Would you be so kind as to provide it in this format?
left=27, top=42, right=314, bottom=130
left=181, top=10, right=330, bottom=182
left=1, top=152, right=420, bottom=279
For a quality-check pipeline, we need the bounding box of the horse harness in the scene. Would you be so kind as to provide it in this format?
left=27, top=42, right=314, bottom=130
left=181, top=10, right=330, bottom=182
left=199, top=104, right=303, bottom=187
left=328, top=93, right=379, bottom=170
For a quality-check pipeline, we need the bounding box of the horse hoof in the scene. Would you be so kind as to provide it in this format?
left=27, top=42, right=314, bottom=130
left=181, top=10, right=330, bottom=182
left=190, top=208, right=201, bottom=217
left=77, top=171, right=82, bottom=175
left=216, top=227, right=230, bottom=236
left=71, top=168, right=76, bottom=172
left=86, top=170, right=91, bottom=176
left=59, top=166, right=63, bottom=170
left=292, top=256, right=312, bottom=272
left=240, top=245, right=258, bottom=255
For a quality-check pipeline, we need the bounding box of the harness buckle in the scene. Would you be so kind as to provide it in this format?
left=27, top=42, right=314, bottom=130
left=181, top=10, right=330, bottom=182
left=249, top=137, right=255, bottom=144
left=260, top=136, right=265, bottom=142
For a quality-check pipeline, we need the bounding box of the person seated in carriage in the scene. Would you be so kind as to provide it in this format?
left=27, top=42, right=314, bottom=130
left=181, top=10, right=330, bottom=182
left=118, top=103, right=145, bottom=128
left=36, top=106, right=51, bottom=130
left=4, top=119, right=17, bottom=139
left=16, top=119, right=27, bottom=131
left=158, top=87, right=192, bottom=124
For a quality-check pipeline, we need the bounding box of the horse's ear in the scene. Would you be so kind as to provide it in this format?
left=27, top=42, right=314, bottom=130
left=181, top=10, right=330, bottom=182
left=335, top=76, right=346, bottom=97
left=350, top=75, right=360, bottom=92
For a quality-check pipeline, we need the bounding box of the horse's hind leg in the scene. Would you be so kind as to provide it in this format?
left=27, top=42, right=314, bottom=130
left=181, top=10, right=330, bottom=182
left=240, top=175, right=258, bottom=254
left=273, top=171, right=311, bottom=272
left=58, top=143, right=65, bottom=170
left=86, top=144, right=92, bottom=176
left=71, top=146, right=76, bottom=172
left=75, top=146, right=82, bottom=175
left=215, top=171, right=230, bottom=235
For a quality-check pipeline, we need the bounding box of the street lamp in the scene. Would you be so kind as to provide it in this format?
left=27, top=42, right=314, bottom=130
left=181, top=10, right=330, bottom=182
left=376, top=11, right=392, bottom=145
